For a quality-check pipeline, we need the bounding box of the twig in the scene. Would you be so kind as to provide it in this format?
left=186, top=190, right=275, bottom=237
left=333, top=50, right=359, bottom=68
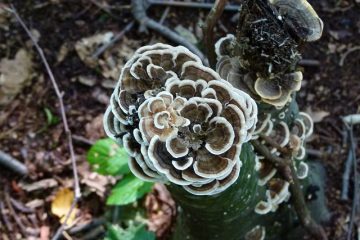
left=346, top=124, right=358, bottom=240
left=147, top=0, right=239, bottom=11
left=159, top=0, right=172, bottom=24
left=131, top=0, right=206, bottom=63
left=259, top=133, right=291, bottom=155
left=251, top=138, right=327, bottom=240
left=72, top=135, right=95, bottom=146
left=289, top=162, right=328, bottom=240
left=341, top=147, right=354, bottom=200
left=10, top=198, right=34, bottom=214
left=52, top=200, right=79, bottom=240
left=339, top=46, right=360, bottom=66
left=68, top=218, right=105, bottom=234
left=5, top=5, right=81, bottom=239
left=4, top=191, right=27, bottom=237
left=0, top=200, right=13, bottom=232
left=91, top=21, right=135, bottom=59
left=202, top=0, right=229, bottom=68
left=251, top=139, right=292, bottom=181
left=299, top=59, right=320, bottom=67
left=0, top=150, right=28, bottom=175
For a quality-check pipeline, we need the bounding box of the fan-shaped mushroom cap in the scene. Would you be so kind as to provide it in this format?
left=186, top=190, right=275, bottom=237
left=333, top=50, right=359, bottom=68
left=296, top=161, right=309, bottom=179
left=245, top=225, right=266, bottom=240
left=214, top=34, right=235, bottom=59
left=103, top=43, right=258, bottom=195
left=299, top=112, right=314, bottom=139
left=254, top=71, right=302, bottom=107
left=266, top=178, right=290, bottom=205
left=257, top=156, right=277, bottom=186
left=255, top=200, right=272, bottom=215
left=269, top=0, right=324, bottom=42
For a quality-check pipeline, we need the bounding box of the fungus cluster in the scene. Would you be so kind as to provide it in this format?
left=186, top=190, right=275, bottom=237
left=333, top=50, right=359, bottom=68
left=104, top=43, right=258, bottom=195
left=214, top=0, right=323, bottom=108
left=252, top=112, right=314, bottom=214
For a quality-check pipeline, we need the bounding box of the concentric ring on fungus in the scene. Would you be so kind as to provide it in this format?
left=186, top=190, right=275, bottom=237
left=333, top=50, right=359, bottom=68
left=103, top=43, right=258, bottom=195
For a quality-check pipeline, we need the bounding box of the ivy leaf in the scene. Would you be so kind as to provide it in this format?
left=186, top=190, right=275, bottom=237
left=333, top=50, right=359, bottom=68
left=87, top=138, right=130, bottom=176
left=106, top=174, right=153, bottom=206
left=105, top=223, right=155, bottom=240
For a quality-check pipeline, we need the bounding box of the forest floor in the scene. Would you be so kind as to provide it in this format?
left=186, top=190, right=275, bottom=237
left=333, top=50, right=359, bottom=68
left=0, top=0, right=359, bottom=239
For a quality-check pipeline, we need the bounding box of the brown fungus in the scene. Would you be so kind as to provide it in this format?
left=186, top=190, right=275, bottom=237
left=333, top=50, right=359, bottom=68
left=245, top=225, right=266, bottom=240
left=104, top=44, right=258, bottom=195
left=269, top=0, right=324, bottom=42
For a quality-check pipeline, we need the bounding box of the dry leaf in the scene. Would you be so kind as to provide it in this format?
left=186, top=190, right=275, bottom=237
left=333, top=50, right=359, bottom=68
left=85, top=114, right=105, bottom=140
left=306, top=107, right=330, bottom=123
left=51, top=188, right=77, bottom=224
left=19, top=178, right=58, bottom=192
left=0, top=49, right=33, bottom=105
left=75, top=32, right=114, bottom=68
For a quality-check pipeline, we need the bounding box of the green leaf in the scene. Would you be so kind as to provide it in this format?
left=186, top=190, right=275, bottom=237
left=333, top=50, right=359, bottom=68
left=105, top=223, right=155, bottom=240
left=44, top=107, right=60, bottom=126
left=87, top=138, right=130, bottom=176
left=106, top=174, right=153, bottom=206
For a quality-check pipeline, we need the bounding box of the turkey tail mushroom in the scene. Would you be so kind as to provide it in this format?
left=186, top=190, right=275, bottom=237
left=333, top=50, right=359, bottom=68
left=104, top=43, right=258, bottom=195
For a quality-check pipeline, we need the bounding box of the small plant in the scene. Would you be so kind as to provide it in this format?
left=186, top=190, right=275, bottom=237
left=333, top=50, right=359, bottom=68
left=87, top=138, right=155, bottom=238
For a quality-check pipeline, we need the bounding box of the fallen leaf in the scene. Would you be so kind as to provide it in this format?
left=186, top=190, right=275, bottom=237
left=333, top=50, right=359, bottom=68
left=85, top=114, right=105, bottom=140
left=19, top=178, right=58, bottom=192
left=145, top=184, right=176, bottom=237
left=75, top=32, right=114, bottom=68
left=51, top=188, right=77, bottom=224
left=0, top=49, right=33, bottom=106
left=306, top=107, right=330, bottom=123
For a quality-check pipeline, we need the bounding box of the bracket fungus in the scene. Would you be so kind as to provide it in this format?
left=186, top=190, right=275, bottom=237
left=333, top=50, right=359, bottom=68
left=252, top=111, right=314, bottom=214
left=104, top=43, right=258, bottom=195
left=269, top=0, right=324, bottom=42
left=215, top=35, right=303, bottom=108
left=214, top=0, right=323, bottom=109
left=245, top=225, right=266, bottom=240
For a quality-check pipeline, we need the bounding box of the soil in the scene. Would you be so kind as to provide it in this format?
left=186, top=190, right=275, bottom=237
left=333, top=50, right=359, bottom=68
left=0, top=0, right=359, bottom=239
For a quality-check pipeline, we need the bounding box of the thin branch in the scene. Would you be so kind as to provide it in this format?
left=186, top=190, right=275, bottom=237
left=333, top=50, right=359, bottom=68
left=341, top=147, right=354, bottom=200
left=91, top=21, right=135, bottom=59
left=148, top=0, right=239, bottom=11
left=51, top=199, right=79, bottom=240
left=259, top=133, right=291, bottom=155
left=251, top=138, right=327, bottom=240
left=289, top=162, right=328, bottom=240
left=0, top=150, right=28, bottom=175
left=251, top=140, right=291, bottom=167
left=131, top=0, right=206, bottom=63
left=339, top=46, right=360, bottom=66
left=6, top=5, right=81, bottom=239
left=346, top=124, right=358, bottom=240
left=202, top=0, right=229, bottom=69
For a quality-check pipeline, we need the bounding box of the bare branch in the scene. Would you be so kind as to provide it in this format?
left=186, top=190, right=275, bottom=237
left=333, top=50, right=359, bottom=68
left=5, top=5, right=81, bottom=239
left=202, top=0, right=229, bottom=68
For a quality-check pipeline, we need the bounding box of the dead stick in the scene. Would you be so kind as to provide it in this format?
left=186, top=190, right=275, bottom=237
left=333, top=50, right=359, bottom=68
left=346, top=125, right=358, bottom=240
left=252, top=139, right=327, bottom=239
left=92, top=21, right=135, bottom=59
left=0, top=150, right=28, bottom=175
left=5, top=5, right=82, bottom=239
left=289, top=162, right=328, bottom=240
left=148, top=0, right=239, bottom=11
left=131, top=0, right=206, bottom=63
left=4, top=192, right=28, bottom=237
left=202, top=0, right=228, bottom=69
